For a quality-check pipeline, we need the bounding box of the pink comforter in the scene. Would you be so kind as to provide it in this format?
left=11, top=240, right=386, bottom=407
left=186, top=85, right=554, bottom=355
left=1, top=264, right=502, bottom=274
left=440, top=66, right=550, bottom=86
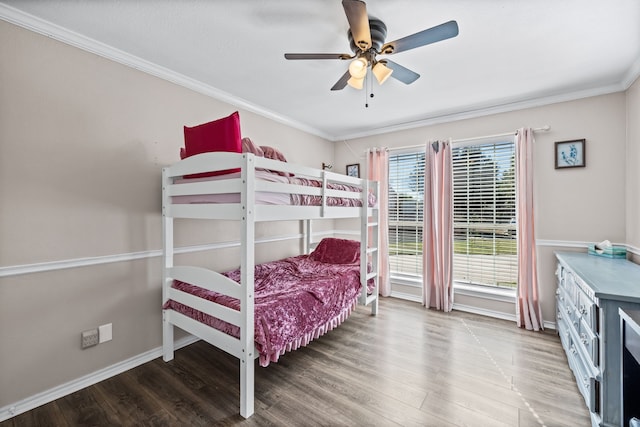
left=164, top=255, right=367, bottom=367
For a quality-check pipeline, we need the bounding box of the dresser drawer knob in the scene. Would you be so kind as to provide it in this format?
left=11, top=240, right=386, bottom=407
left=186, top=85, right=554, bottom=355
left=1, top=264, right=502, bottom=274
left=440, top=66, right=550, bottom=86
left=580, top=334, right=588, bottom=345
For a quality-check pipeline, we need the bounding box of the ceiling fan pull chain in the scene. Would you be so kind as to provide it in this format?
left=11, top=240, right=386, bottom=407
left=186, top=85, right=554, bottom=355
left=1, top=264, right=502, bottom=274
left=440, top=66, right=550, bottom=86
left=366, top=71, right=375, bottom=108
left=365, top=72, right=369, bottom=108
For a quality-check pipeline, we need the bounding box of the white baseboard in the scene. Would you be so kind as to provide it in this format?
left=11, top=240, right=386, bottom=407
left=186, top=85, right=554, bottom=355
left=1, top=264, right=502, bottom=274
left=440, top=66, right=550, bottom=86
left=0, top=335, right=199, bottom=422
left=453, top=303, right=556, bottom=330
left=543, top=320, right=557, bottom=330
left=453, top=303, right=518, bottom=322
left=389, top=291, right=422, bottom=303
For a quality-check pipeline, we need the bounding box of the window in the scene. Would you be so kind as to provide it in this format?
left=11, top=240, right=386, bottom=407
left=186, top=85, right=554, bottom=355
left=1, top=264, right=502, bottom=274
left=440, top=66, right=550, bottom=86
left=387, top=139, right=517, bottom=291
left=388, top=151, right=425, bottom=281
left=452, top=138, right=517, bottom=289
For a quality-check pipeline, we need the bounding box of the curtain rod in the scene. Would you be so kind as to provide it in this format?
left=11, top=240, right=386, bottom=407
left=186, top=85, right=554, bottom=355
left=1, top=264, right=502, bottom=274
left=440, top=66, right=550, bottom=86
left=389, top=125, right=551, bottom=152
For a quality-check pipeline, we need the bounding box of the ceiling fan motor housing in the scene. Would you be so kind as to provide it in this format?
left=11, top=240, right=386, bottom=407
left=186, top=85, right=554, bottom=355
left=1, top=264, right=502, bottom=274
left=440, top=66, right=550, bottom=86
left=348, top=18, right=387, bottom=55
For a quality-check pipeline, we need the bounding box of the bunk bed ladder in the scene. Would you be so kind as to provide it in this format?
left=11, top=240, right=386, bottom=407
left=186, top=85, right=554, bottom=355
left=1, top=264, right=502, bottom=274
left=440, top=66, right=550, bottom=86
left=360, top=156, right=380, bottom=315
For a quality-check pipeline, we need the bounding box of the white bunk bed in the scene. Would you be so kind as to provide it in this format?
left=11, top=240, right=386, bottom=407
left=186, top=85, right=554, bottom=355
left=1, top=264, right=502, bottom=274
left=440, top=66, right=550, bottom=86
left=161, top=151, right=379, bottom=418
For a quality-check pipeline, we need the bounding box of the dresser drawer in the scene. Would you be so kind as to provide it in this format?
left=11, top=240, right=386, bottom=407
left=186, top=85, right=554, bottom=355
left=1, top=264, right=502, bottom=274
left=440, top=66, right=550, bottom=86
left=564, top=270, right=579, bottom=302
left=576, top=289, right=598, bottom=332
left=556, top=307, right=571, bottom=351
left=577, top=317, right=599, bottom=366
left=556, top=263, right=565, bottom=288
left=568, top=345, right=599, bottom=414
left=559, top=287, right=578, bottom=327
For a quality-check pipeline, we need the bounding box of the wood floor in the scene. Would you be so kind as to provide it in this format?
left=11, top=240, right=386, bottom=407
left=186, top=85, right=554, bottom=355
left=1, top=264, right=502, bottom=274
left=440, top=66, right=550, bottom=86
left=2, top=298, right=591, bottom=427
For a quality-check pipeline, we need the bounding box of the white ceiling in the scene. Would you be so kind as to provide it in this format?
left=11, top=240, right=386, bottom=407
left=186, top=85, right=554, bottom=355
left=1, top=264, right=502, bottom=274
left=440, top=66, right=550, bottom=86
left=2, top=0, right=640, bottom=141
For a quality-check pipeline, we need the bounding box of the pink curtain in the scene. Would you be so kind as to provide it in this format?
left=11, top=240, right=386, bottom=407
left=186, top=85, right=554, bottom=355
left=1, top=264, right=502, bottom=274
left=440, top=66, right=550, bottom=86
left=515, top=128, right=544, bottom=330
left=368, top=148, right=391, bottom=296
left=423, top=140, right=453, bottom=311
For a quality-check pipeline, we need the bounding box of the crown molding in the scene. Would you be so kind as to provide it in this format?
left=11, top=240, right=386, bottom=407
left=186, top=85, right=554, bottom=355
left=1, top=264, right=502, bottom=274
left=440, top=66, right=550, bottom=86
left=336, top=82, right=627, bottom=141
left=0, top=3, right=333, bottom=141
left=622, top=56, right=640, bottom=89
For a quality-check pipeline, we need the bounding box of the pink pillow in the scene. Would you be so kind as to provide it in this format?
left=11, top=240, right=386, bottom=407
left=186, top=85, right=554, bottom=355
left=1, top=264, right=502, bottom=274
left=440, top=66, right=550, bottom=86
left=261, top=145, right=287, bottom=162
left=309, top=238, right=360, bottom=264
left=260, top=145, right=291, bottom=177
left=182, top=111, right=242, bottom=178
left=242, top=137, right=264, bottom=157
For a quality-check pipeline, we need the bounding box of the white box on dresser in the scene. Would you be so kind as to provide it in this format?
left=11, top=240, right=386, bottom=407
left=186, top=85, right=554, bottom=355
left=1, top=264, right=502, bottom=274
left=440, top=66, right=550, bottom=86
left=555, top=251, right=640, bottom=427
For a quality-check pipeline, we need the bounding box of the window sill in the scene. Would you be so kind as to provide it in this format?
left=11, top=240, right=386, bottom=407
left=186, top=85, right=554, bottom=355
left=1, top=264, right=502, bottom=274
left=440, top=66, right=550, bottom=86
left=391, top=277, right=517, bottom=303
left=390, top=274, right=422, bottom=288
left=454, top=282, right=516, bottom=303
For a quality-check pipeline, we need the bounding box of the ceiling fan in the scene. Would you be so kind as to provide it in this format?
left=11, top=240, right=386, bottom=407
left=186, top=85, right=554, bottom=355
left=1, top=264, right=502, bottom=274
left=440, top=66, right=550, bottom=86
left=284, top=0, right=459, bottom=91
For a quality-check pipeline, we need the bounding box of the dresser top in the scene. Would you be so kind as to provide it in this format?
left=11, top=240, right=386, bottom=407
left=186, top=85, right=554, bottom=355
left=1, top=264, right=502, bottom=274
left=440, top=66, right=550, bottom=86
left=556, top=251, right=640, bottom=303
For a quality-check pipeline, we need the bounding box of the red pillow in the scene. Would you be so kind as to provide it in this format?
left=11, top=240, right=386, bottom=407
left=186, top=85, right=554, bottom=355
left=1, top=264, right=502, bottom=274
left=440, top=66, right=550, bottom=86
left=182, top=111, right=242, bottom=178
left=309, top=238, right=361, bottom=264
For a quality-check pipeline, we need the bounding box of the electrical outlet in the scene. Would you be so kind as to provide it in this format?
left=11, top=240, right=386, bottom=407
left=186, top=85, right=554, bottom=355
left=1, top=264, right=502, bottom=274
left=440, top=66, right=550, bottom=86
left=98, top=323, right=112, bottom=343
left=81, top=328, right=99, bottom=349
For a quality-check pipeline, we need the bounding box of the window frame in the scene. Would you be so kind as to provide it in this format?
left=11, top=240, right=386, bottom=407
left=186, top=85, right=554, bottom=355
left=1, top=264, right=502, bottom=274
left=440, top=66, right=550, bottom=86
left=387, top=147, right=426, bottom=286
left=386, top=137, right=518, bottom=300
left=451, top=135, right=518, bottom=294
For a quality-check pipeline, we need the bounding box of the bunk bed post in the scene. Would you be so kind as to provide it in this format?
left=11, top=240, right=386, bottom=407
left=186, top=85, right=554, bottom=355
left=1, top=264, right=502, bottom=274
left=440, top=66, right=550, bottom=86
left=304, top=219, right=312, bottom=254
left=239, top=154, right=256, bottom=418
left=161, top=167, right=174, bottom=361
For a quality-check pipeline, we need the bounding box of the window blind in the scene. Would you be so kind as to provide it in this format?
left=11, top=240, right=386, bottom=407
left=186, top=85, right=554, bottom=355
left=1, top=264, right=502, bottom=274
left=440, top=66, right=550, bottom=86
left=452, top=140, right=517, bottom=288
left=388, top=151, right=425, bottom=278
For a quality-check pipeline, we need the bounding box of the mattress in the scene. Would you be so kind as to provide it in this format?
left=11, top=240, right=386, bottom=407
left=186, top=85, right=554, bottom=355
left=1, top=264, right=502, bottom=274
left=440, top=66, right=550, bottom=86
left=171, top=170, right=376, bottom=207
left=163, top=254, right=367, bottom=367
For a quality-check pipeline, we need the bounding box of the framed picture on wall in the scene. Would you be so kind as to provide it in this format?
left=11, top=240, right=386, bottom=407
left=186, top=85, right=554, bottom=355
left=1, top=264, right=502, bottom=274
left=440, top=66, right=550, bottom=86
left=346, top=163, right=360, bottom=177
left=555, top=139, right=586, bottom=169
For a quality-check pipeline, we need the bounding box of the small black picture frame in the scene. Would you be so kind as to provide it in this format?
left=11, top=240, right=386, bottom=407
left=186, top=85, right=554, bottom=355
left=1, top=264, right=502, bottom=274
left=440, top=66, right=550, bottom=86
left=555, top=139, right=586, bottom=169
left=346, top=163, right=360, bottom=178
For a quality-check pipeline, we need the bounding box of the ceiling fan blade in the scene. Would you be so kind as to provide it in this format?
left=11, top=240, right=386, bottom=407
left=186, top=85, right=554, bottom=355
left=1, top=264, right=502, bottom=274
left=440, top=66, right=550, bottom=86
left=342, top=0, right=371, bottom=51
left=331, top=70, right=352, bottom=91
left=284, top=53, right=352, bottom=60
left=380, top=20, right=459, bottom=55
left=384, top=60, right=420, bottom=85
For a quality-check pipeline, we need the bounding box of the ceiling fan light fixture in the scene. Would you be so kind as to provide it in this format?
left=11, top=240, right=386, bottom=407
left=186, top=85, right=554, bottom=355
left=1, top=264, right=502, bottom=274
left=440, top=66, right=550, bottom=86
left=372, top=61, right=393, bottom=85
left=348, top=57, right=368, bottom=79
left=347, top=76, right=365, bottom=90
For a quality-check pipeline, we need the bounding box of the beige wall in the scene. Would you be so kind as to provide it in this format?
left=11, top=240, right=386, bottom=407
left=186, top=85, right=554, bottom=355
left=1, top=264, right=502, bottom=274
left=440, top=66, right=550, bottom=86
left=0, top=21, right=333, bottom=406
left=626, top=77, right=640, bottom=253
left=335, top=92, right=630, bottom=323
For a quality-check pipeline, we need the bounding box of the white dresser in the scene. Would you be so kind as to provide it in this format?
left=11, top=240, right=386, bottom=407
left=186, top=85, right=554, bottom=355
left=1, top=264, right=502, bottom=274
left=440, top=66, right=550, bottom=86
left=556, top=252, right=640, bottom=427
